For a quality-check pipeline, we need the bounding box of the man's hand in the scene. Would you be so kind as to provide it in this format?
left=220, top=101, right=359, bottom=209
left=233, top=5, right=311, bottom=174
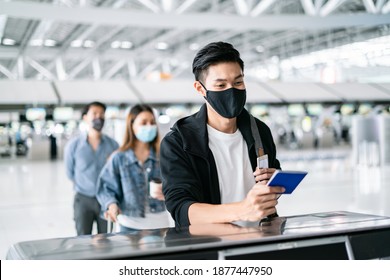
left=238, top=182, right=284, bottom=222
left=253, top=168, right=277, bottom=184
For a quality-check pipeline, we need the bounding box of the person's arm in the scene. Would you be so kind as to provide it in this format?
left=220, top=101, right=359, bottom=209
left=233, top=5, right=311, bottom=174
left=160, top=133, right=202, bottom=226
left=63, top=139, right=76, bottom=182
left=188, top=182, right=284, bottom=224
left=96, top=153, right=122, bottom=222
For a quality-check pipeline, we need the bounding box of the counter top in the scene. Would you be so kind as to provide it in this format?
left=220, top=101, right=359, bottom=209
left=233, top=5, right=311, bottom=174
left=6, top=211, right=390, bottom=260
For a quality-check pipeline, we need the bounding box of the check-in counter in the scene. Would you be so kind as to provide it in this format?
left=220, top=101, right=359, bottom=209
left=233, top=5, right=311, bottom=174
left=6, top=211, right=390, bottom=260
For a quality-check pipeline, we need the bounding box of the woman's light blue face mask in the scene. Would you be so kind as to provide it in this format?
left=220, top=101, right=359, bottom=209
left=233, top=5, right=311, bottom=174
left=135, top=125, right=157, bottom=143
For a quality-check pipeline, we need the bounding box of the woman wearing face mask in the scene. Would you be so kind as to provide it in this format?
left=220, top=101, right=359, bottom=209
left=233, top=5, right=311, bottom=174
left=96, top=104, right=173, bottom=232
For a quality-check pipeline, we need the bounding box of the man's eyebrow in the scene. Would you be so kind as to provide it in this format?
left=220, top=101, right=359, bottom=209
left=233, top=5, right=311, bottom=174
left=212, top=75, right=244, bottom=82
left=213, top=78, right=227, bottom=82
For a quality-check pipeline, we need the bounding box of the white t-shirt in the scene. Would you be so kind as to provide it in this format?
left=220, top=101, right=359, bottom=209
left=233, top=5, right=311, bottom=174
left=207, top=124, right=255, bottom=204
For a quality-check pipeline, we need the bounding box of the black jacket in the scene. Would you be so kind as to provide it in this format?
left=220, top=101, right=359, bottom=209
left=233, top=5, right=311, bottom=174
left=160, top=104, right=281, bottom=226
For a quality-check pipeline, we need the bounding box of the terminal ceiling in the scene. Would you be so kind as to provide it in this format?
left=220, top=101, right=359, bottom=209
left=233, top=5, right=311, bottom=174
left=0, top=0, right=389, bottom=82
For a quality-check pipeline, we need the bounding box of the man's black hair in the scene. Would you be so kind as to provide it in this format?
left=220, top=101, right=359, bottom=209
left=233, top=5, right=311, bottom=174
left=192, top=41, right=244, bottom=82
left=81, top=101, right=107, bottom=117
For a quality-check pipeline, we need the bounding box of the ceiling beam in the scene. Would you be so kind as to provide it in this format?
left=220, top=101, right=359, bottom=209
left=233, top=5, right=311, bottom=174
left=250, top=0, right=276, bottom=17
left=1, top=2, right=390, bottom=30
left=92, top=58, right=101, bottom=80
left=382, top=0, right=390, bottom=14
left=0, top=15, right=7, bottom=42
left=301, top=0, right=316, bottom=16
left=56, top=57, right=67, bottom=80
left=363, top=0, right=387, bottom=14
left=103, top=60, right=126, bottom=79
left=0, top=63, right=16, bottom=79
left=233, top=0, right=250, bottom=16
left=175, top=0, right=197, bottom=14
left=319, top=0, right=347, bottom=17
left=25, top=57, right=56, bottom=80
left=135, top=0, right=161, bottom=13
left=61, top=25, right=125, bottom=79
left=127, top=59, right=137, bottom=78
left=9, top=19, right=40, bottom=74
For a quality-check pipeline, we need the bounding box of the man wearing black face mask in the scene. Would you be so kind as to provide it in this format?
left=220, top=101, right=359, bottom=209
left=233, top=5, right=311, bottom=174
left=160, top=42, right=283, bottom=227
left=64, top=101, right=119, bottom=235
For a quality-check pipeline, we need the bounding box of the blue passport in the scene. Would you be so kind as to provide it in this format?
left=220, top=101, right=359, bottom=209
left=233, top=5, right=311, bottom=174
left=267, top=170, right=308, bottom=194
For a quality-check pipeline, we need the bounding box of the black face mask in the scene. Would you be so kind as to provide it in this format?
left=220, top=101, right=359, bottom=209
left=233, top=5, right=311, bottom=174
left=200, top=82, right=246, bottom=119
left=92, top=118, right=105, bottom=132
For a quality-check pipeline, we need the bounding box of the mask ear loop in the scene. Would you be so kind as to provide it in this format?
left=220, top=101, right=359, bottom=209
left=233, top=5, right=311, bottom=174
left=198, top=81, right=207, bottom=91
left=197, top=81, right=209, bottom=102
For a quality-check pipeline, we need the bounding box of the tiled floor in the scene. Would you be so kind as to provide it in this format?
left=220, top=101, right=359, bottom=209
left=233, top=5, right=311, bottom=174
left=1, top=146, right=389, bottom=259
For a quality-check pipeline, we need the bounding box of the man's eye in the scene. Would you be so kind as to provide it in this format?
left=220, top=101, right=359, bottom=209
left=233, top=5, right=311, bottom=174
left=235, top=81, right=243, bottom=85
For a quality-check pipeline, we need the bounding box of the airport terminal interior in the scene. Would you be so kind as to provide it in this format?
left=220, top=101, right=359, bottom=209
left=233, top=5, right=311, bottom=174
left=1, top=0, right=390, bottom=259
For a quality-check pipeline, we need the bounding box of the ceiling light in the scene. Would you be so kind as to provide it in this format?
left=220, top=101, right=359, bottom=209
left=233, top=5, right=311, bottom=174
left=44, top=39, right=57, bottom=47
left=71, top=40, right=83, bottom=47
left=111, top=41, right=121, bottom=49
left=121, top=41, right=133, bottom=49
left=30, top=39, right=43, bottom=46
left=2, top=38, right=16, bottom=46
left=189, top=43, right=199, bottom=51
left=255, top=45, right=265, bottom=53
left=156, top=42, right=169, bottom=50
left=83, top=40, right=95, bottom=48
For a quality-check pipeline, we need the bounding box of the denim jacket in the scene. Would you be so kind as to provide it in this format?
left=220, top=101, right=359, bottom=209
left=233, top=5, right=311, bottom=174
left=96, top=148, right=165, bottom=218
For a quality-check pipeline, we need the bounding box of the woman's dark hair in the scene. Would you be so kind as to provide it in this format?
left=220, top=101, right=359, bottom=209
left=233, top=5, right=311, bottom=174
left=81, top=101, right=107, bottom=117
left=119, top=104, right=160, bottom=154
left=192, top=41, right=244, bottom=82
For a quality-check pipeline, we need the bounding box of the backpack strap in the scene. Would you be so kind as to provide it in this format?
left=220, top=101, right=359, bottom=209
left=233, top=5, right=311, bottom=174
left=249, top=114, right=264, bottom=157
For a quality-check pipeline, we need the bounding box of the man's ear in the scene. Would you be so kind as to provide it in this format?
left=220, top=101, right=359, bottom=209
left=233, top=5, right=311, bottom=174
left=193, top=81, right=206, bottom=97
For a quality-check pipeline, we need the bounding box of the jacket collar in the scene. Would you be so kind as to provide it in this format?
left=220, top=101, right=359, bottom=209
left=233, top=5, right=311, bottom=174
left=124, top=147, right=157, bottom=165
left=172, top=104, right=209, bottom=158
left=172, top=104, right=255, bottom=159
